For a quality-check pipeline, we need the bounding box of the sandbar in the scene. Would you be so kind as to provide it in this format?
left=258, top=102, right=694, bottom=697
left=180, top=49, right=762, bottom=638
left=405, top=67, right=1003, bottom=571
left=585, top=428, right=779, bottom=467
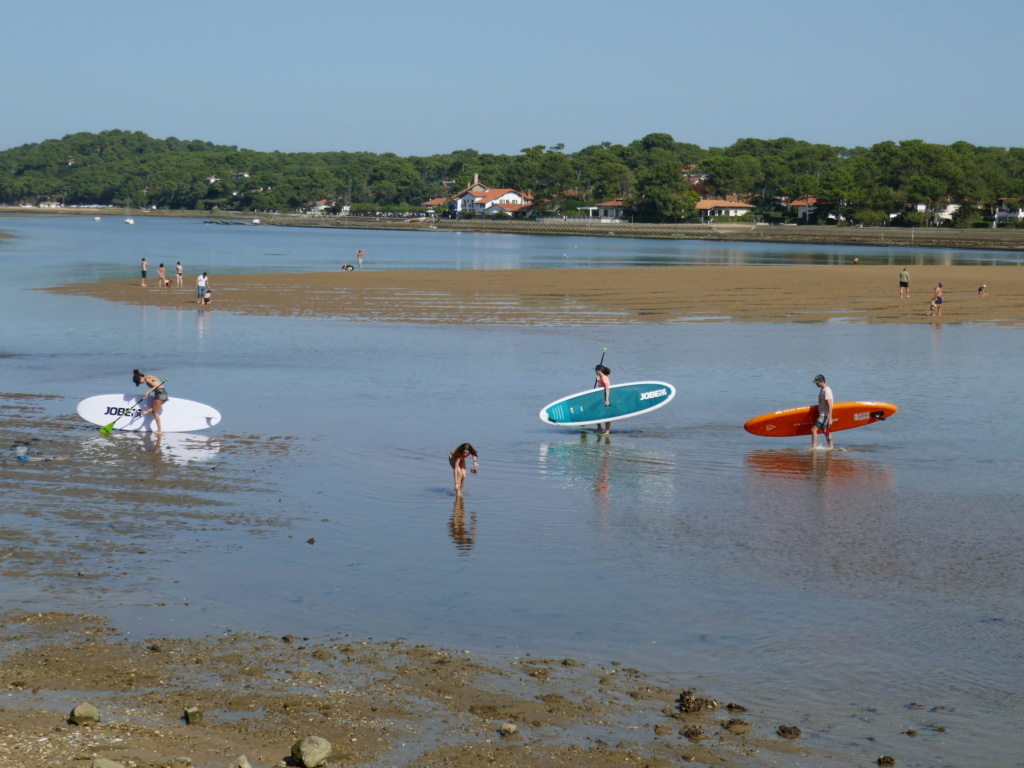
left=47, top=265, right=1024, bottom=325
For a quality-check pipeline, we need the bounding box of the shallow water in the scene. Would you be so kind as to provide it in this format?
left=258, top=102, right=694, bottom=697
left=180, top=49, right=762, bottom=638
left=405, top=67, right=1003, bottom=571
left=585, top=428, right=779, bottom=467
left=2, top=215, right=1023, bottom=766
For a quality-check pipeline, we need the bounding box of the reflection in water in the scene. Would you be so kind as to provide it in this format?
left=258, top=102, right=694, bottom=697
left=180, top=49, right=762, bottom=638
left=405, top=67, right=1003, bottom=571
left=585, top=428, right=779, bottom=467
left=744, top=447, right=894, bottom=488
left=743, top=447, right=901, bottom=588
left=448, top=496, right=476, bottom=555
left=139, top=432, right=222, bottom=466
left=538, top=436, right=676, bottom=508
left=196, top=307, right=211, bottom=342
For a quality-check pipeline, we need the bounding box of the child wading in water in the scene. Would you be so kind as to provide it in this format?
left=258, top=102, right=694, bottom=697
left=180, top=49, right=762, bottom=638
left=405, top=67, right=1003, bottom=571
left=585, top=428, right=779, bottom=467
left=448, top=443, right=479, bottom=496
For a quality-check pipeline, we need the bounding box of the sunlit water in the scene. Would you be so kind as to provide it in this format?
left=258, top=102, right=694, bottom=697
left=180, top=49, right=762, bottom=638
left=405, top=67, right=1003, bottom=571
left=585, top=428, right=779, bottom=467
left=2, top=215, right=1023, bottom=766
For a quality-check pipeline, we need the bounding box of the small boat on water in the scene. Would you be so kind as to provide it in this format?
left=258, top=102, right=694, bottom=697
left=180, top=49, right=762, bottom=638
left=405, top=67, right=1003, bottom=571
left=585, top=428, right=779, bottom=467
left=124, top=196, right=134, bottom=224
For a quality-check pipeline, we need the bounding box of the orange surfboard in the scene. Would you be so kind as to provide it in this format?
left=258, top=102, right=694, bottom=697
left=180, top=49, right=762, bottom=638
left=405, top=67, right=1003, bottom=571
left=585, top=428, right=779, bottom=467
left=744, top=401, right=897, bottom=437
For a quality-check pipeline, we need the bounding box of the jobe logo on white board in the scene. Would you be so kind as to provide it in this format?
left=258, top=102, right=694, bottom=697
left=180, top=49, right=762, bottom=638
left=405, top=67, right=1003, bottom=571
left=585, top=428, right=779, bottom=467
left=640, top=389, right=667, bottom=401
left=104, top=406, right=142, bottom=417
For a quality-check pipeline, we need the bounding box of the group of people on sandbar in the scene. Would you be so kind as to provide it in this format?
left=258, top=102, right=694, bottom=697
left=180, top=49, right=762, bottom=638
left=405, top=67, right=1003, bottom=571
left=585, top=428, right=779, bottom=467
left=899, top=267, right=987, bottom=317
left=138, top=258, right=211, bottom=305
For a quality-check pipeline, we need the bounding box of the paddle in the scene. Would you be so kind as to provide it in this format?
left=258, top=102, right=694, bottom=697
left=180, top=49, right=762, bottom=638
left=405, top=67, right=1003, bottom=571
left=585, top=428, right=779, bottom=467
left=593, top=348, right=607, bottom=388
left=100, top=378, right=168, bottom=435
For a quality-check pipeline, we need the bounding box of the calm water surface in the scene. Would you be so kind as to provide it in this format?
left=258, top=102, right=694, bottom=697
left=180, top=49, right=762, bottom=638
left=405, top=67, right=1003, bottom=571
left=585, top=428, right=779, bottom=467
left=2, top=215, right=1022, bottom=767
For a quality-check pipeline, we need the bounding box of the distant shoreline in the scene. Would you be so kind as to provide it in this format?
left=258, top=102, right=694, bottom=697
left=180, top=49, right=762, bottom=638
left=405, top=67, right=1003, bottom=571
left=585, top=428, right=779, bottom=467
left=6, top=206, right=1024, bottom=252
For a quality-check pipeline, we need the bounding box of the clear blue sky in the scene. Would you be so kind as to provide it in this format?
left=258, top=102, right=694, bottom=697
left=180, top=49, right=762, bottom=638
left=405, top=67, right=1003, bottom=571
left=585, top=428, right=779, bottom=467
left=4, top=0, right=1021, bottom=156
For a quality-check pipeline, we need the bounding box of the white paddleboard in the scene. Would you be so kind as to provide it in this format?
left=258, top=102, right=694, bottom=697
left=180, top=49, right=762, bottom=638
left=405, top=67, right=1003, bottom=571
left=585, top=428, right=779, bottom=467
left=77, top=394, right=221, bottom=433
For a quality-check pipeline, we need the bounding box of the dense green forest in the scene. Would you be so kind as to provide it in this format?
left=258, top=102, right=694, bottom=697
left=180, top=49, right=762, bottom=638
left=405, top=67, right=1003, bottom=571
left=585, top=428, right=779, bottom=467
left=3, top=129, right=1024, bottom=225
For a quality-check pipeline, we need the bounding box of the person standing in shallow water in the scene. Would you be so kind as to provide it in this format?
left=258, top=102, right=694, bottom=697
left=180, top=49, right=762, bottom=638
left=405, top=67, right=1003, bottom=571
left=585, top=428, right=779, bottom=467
left=140, top=258, right=148, bottom=287
left=449, top=443, right=479, bottom=496
left=133, top=369, right=168, bottom=434
left=594, top=365, right=612, bottom=435
left=811, top=374, right=833, bottom=449
left=176, top=261, right=183, bottom=288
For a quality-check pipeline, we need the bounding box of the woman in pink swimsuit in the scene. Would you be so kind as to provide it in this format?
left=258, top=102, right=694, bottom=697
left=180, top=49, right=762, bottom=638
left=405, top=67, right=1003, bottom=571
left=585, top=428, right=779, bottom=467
left=448, top=443, right=479, bottom=496
left=594, top=365, right=612, bottom=434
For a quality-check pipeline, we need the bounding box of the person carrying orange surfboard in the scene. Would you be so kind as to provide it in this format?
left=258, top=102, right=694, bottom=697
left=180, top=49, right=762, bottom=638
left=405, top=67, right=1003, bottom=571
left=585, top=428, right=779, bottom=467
left=811, top=374, right=833, bottom=449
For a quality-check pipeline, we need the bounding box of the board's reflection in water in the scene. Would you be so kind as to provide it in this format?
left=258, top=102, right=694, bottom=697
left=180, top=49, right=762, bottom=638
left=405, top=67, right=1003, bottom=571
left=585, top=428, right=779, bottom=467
left=538, top=436, right=676, bottom=537
left=744, top=447, right=894, bottom=489
left=448, top=496, right=477, bottom=555
left=743, top=447, right=899, bottom=586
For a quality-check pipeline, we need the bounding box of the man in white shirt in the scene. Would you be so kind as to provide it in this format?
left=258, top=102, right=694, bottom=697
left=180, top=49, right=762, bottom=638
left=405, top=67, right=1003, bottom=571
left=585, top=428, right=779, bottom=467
left=196, top=272, right=209, bottom=304
left=811, top=374, right=833, bottom=449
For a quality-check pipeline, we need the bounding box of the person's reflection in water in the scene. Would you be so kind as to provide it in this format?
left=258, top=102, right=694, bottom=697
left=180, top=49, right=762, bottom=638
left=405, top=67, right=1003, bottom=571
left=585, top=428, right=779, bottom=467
left=140, top=432, right=164, bottom=470
left=448, top=496, right=476, bottom=555
left=592, top=434, right=611, bottom=494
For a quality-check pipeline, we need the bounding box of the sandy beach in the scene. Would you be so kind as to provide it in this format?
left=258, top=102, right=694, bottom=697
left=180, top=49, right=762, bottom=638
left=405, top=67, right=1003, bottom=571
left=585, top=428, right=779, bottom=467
left=48, top=265, right=1024, bottom=326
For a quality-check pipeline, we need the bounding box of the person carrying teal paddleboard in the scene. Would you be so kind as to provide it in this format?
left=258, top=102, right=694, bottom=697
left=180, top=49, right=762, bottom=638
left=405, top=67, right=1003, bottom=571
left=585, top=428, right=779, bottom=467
left=593, top=364, right=612, bottom=435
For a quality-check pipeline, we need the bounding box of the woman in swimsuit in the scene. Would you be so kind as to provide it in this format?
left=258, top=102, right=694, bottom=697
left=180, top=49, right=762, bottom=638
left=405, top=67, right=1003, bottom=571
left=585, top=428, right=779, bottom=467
left=133, top=369, right=168, bottom=434
left=448, top=443, right=479, bottom=496
left=594, top=365, right=612, bottom=434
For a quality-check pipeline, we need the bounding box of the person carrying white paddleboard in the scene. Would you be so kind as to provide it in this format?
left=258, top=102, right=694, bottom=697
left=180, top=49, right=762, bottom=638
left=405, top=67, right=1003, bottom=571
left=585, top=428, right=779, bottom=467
left=811, top=374, right=833, bottom=449
left=133, top=369, right=168, bottom=434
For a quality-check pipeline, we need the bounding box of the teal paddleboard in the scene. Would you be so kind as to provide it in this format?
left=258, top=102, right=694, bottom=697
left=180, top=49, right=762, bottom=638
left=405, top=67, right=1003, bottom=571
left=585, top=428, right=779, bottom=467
left=540, top=381, right=675, bottom=426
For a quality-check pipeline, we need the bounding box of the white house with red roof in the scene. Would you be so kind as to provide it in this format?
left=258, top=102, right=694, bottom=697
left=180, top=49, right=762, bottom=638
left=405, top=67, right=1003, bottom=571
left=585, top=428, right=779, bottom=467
left=449, top=174, right=533, bottom=216
left=696, top=199, right=755, bottom=219
left=578, top=197, right=625, bottom=219
left=995, top=198, right=1024, bottom=225
left=788, top=196, right=817, bottom=220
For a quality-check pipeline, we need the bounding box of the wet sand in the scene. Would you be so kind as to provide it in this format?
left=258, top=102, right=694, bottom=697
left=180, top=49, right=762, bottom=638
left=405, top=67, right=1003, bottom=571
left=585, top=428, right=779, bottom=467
left=0, top=611, right=827, bottom=768
left=48, top=265, right=1024, bottom=325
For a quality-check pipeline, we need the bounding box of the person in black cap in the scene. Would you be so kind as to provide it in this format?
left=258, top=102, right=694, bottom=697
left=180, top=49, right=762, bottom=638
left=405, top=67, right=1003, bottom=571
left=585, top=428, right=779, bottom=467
left=812, top=374, right=833, bottom=449
left=930, top=281, right=944, bottom=316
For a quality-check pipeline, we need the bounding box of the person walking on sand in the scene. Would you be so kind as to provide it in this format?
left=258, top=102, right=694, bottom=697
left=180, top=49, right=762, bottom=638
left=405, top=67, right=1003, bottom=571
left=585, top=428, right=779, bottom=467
left=811, top=374, right=833, bottom=449
left=899, top=267, right=911, bottom=298
left=140, top=258, right=148, bottom=287
left=594, top=364, right=612, bottom=435
left=175, top=261, right=184, bottom=287
left=932, top=281, right=944, bottom=316
left=449, top=443, right=479, bottom=496
left=133, top=369, right=168, bottom=434
left=356, top=249, right=365, bottom=270
left=196, top=272, right=209, bottom=304
left=157, top=263, right=167, bottom=288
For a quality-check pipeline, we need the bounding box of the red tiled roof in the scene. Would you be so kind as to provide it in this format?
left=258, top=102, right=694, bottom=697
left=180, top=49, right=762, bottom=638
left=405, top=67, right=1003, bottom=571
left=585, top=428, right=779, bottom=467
left=597, top=198, right=624, bottom=207
left=789, top=196, right=818, bottom=207
left=421, top=197, right=448, bottom=207
left=476, top=188, right=533, bottom=205
left=696, top=199, right=754, bottom=210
